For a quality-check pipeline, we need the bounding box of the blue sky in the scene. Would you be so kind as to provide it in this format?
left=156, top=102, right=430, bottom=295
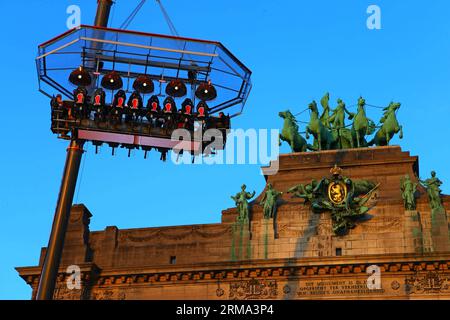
left=1, top=0, right=449, bottom=299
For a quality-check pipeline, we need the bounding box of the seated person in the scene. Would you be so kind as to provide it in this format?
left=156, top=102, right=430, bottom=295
left=92, top=88, right=106, bottom=107
left=74, top=87, right=87, bottom=105
left=147, top=95, right=161, bottom=113
left=196, top=101, right=210, bottom=128
left=212, top=112, right=230, bottom=141
left=127, top=91, right=143, bottom=110
left=163, top=96, right=177, bottom=114
left=146, top=95, right=162, bottom=127
left=180, top=98, right=194, bottom=116
left=112, top=90, right=126, bottom=109
left=196, top=101, right=209, bottom=119
left=50, top=94, right=64, bottom=130
left=73, top=86, right=88, bottom=119
left=110, top=90, right=126, bottom=125
left=162, top=96, right=177, bottom=128
left=126, top=91, right=143, bottom=123
left=217, top=112, right=230, bottom=128
left=179, top=98, right=194, bottom=129
left=50, top=94, right=64, bottom=110
left=91, top=88, right=106, bottom=121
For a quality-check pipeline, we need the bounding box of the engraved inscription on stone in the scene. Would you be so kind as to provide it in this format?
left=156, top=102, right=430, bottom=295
left=296, top=280, right=385, bottom=296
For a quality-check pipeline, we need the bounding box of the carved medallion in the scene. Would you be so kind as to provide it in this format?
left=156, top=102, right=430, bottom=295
left=283, top=284, right=291, bottom=294
left=391, top=280, right=401, bottom=290
left=216, top=288, right=224, bottom=297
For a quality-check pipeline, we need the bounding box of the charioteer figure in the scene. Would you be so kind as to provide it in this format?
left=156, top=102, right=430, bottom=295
left=91, top=88, right=106, bottom=123
left=73, top=86, right=89, bottom=120
left=329, top=98, right=354, bottom=130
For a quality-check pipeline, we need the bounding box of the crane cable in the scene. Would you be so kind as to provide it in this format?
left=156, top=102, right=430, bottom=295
left=156, top=0, right=198, bottom=99
left=119, top=0, right=147, bottom=30
left=117, top=0, right=180, bottom=36
left=101, top=0, right=146, bottom=53
left=156, top=0, right=180, bottom=37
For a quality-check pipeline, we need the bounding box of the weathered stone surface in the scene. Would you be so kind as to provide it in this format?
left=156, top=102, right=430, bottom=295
left=16, top=146, right=450, bottom=299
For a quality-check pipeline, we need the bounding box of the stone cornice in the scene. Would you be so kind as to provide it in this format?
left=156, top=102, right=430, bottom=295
left=17, top=253, right=450, bottom=286
left=16, top=262, right=100, bottom=286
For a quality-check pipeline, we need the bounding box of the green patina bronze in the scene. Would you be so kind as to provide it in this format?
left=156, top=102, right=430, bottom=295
left=230, top=184, right=255, bottom=261
left=306, top=100, right=336, bottom=150
left=230, top=219, right=251, bottom=261
left=329, top=98, right=355, bottom=130
left=288, top=180, right=318, bottom=204
left=368, top=102, right=403, bottom=146
left=400, top=174, right=418, bottom=210
left=231, top=184, right=256, bottom=221
left=258, top=184, right=283, bottom=259
left=420, top=171, right=444, bottom=211
left=260, top=183, right=283, bottom=219
left=279, top=93, right=404, bottom=151
left=320, top=92, right=332, bottom=129
left=278, top=110, right=311, bottom=152
left=351, top=97, right=376, bottom=148
left=288, top=166, right=379, bottom=235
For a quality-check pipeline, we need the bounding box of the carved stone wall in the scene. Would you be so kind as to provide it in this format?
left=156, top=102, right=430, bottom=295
left=16, top=146, right=450, bottom=299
